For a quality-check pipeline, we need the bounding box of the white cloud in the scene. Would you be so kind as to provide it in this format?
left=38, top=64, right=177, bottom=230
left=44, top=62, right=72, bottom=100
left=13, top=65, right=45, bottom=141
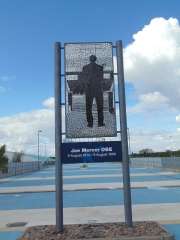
left=0, top=75, right=16, bottom=81
left=129, top=129, right=179, bottom=153
left=113, top=56, right=117, bottom=73
left=124, top=17, right=180, bottom=111
left=43, top=97, right=54, bottom=109
left=139, top=91, right=168, bottom=104
left=116, top=17, right=180, bottom=152
left=0, top=100, right=55, bottom=156
left=0, top=97, right=67, bottom=156
left=2, top=17, right=180, bottom=156
left=127, top=91, right=169, bottom=115
left=0, top=75, right=16, bottom=93
left=0, top=86, right=5, bottom=92
left=176, top=114, right=180, bottom=122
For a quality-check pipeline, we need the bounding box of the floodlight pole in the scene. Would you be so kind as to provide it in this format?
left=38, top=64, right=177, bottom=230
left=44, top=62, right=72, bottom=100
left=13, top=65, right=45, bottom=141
left=54, top=41, right=63, bottom=232
left=116, top=40, right=132, bottom=227
left=38, top=130, right=42, bottom=170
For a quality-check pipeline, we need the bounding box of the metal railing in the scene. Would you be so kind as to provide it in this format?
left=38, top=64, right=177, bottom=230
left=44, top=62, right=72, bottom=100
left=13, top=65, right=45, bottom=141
left=0, top=161, right=54, bottom=178
left=131, top=157, right=180, bottom=172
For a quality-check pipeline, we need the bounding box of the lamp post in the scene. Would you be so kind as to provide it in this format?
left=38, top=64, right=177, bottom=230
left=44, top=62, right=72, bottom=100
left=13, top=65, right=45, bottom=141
left=44, top=140, right=47, bottom=159
left=38, top=130, right=42, bottom=170
left=170, top=136, right=173, bottom=158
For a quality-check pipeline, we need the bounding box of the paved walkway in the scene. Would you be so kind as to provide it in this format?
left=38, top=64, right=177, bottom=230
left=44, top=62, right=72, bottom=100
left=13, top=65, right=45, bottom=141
left=0, top=163, right=180, bottom=239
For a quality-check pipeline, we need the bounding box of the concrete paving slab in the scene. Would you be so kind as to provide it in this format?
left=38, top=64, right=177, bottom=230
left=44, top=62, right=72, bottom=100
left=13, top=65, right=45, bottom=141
left=0, top=203, right=179, bottom=228
left=0, top=180, right=179, bottom=194
left=0, top=172, right=178, bottom=183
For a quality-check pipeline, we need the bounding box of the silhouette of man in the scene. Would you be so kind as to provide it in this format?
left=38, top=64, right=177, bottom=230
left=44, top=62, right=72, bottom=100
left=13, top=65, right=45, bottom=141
left=82, top=55, right=105, bottom=128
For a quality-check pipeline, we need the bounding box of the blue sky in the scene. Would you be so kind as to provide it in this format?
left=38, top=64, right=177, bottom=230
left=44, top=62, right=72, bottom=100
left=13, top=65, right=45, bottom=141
left=1, top=0, right=180, bottom=156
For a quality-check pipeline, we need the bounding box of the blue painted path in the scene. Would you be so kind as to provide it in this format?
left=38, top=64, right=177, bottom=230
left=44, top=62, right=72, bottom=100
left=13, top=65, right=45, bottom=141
left=0, top=163, right=179, bottom=240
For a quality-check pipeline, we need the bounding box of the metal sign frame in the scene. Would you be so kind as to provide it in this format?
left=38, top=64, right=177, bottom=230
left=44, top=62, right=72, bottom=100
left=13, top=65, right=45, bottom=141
left=54, top=40, right=132, bottom=232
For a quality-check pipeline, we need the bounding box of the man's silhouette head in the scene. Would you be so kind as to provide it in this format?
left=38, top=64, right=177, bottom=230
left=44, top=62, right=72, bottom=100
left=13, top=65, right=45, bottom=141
left=89, top=55, right=97, bottom=63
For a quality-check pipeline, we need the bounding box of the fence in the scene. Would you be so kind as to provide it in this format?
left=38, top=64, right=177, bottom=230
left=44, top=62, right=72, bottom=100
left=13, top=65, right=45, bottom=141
left=131, top=157, right=180, bottom=172
left=0, top=161, right=42, bottom=178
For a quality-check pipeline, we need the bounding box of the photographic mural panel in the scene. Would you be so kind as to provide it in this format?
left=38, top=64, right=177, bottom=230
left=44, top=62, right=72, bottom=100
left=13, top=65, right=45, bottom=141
left=65, top=42, right=117, bottom=138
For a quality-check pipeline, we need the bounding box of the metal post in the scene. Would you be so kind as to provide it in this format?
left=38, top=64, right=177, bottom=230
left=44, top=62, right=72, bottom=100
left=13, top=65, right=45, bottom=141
left=54, top=42, right=63, bottom=232
left=116, top=40, right=132, bottom=227
left=38, top=130, right=42, bottom=170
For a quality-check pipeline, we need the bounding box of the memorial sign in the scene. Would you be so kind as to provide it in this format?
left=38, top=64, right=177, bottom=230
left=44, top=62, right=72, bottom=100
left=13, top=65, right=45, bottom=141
left=62, top=141, right=122, bottom=163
